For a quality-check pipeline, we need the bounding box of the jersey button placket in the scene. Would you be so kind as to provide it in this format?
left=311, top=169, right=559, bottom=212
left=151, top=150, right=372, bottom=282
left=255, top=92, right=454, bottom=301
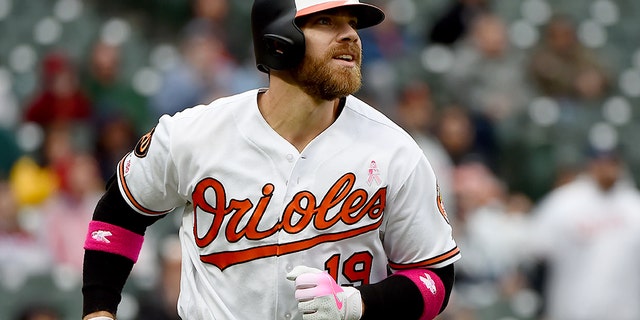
left=280, top=152, right=302, bottom=320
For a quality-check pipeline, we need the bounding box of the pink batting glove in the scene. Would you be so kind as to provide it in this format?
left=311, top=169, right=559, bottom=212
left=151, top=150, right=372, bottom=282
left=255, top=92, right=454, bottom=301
left=286, top=266, right=363, bottom=320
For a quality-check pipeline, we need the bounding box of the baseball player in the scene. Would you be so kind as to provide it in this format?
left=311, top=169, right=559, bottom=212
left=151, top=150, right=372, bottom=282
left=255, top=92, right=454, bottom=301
left=82, top=1, right=460, bottom=319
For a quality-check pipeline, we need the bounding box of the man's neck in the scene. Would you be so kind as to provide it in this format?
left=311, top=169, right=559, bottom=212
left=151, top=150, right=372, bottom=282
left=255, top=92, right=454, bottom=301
left=258, top=77, right=343, bottom=152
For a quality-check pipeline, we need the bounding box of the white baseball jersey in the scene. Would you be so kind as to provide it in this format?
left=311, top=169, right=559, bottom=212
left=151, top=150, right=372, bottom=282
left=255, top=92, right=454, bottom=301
left=117, top=89, right=460, bottom=319
left=529, top=175, right=640, bottom=320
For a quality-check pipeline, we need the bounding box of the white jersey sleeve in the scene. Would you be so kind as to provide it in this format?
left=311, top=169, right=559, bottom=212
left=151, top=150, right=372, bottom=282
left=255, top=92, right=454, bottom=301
left=116, top=113, right=185, bottom=215
left=383, top=150, right=459, bottom=270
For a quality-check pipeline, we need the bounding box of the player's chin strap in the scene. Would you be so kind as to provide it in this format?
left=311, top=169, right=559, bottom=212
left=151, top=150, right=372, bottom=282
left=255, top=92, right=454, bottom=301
left=287, top=266, right=363, bottom=320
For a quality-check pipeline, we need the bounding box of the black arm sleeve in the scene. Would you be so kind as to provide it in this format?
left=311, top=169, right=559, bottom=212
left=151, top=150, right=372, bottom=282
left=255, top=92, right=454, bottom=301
left=358, top=263, right=455, bottom=320
left=82, top=175, right=165, bottom=317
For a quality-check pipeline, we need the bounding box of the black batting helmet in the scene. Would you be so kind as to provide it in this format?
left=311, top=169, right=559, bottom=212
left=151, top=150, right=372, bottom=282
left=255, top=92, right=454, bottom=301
left=251, top=0, right=385, bottom=73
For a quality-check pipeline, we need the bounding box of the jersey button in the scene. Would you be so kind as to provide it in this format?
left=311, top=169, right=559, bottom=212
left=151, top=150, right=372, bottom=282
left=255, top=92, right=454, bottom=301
left=284, top=312, right=292, bottom=319
left=286, top=154, right=295, bottom=162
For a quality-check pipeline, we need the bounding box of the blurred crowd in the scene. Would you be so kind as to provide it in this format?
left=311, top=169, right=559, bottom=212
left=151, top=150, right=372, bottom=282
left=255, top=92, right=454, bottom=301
left=1, top=0, right=640, bottom=319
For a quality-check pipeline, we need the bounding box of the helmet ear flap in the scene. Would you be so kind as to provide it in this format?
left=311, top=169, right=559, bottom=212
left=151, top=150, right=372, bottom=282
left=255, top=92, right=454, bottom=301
left=257, top=33, right=305, bottom=73
left=252, top=0, right=305, bottom=73
left=264, top=34, right=295, bottom=57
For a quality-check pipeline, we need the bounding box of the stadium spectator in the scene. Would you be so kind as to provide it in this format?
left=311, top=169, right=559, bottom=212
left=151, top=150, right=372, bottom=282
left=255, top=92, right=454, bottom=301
left=527, top=14, right=611, bottom=102
left=149, top=19, right=255, bottom=117
left=527, top=146, right=640, bottom=320
left=0, top=180, right=51, bottom=288
left=38, top=153, right=104, bottom=274
left=426, top=0, right=491, bottom=46
left=93, top=116, right=138, bottom=183
left=358, top=12, right=414, bottom=111
left=82, top=40, right=152, bottom=136
left=23, top=51, right=93, bottom=129
left=190, top=0, right=229, bottom=29
left=39, top=124, right=81, bottom=195
left=188, top=0, right=256, bottom=62
left=449, top=161, right=537, bottom=318
left=434, top=105, right=498, bottom=170
left=445, top=13, right=533, bottom=122
left=453, top=162, right=531, bottom=280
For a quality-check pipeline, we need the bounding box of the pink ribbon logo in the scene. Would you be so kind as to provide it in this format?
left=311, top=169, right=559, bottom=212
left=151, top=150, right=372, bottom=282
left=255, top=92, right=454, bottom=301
left=367, top=161, right=381, bottom=186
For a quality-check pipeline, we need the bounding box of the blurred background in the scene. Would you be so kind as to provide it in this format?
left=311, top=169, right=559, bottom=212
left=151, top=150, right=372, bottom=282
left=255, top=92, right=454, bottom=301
left=1, top=0, right=640, bottom=319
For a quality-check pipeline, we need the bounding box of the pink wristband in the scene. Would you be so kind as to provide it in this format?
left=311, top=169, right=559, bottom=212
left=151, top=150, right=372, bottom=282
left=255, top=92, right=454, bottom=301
left=394, top=269, right=445, bottom=320
left=84, top=221, right=144, bottom=263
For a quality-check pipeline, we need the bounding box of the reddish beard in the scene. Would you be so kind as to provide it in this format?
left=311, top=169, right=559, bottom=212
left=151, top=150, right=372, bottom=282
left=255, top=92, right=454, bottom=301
left=292, top=45, right=362, bottom=101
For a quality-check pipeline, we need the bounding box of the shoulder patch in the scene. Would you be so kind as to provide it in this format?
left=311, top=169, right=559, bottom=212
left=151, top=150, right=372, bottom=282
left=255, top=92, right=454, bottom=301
left=134, top=127, right=155, bottom=158
left=436, top=183, right=450, bottom=224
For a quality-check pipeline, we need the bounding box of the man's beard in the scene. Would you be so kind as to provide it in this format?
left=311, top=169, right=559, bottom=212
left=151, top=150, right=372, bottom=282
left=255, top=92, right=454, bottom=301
left=292, top=47, right=362, bottom=101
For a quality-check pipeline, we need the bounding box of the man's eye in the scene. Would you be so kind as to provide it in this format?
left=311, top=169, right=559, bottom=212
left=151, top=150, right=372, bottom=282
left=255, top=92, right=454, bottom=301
left=317, top=17, right=331, bottom=25
left=349, top=20, right=358, bottom=28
